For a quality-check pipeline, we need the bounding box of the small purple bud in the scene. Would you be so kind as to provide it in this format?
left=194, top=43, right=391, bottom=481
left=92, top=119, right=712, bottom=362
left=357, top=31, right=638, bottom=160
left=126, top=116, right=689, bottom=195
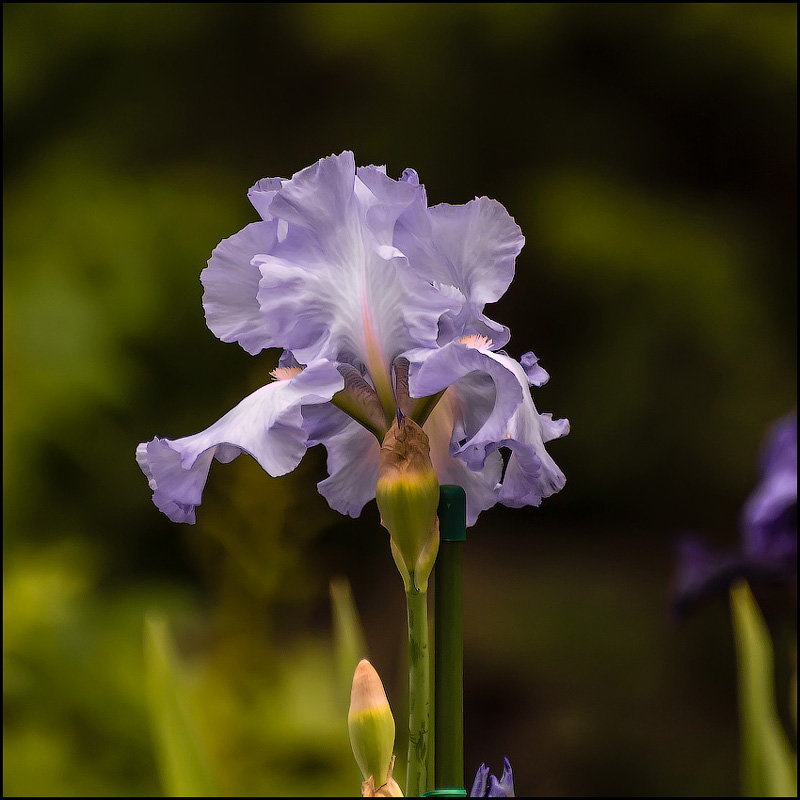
left=471, top=758, right=515, bottom=797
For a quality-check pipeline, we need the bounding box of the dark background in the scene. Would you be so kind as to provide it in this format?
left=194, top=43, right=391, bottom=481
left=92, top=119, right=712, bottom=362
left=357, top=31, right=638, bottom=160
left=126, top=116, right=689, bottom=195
left=4, top=4, right=796, bottom=796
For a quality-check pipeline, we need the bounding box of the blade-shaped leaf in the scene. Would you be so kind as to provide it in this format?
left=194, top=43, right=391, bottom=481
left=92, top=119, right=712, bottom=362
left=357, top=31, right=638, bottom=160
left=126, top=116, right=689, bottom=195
left=330, top=576, right=369, bottom=708
left=330, top=577, right=372, bottom=790
left=143, top=612, right=220, bottom=797
left=730, top=581, right=797, bottom=797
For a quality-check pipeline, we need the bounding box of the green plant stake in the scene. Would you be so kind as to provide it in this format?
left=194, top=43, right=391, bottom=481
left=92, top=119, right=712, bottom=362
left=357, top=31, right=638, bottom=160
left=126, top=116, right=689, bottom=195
left=432, top=485, right=467, bottom=798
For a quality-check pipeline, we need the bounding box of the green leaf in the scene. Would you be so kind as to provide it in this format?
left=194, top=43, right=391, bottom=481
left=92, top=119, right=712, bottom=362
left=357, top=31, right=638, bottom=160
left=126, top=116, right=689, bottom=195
left=730, top=581, right=797, bottom=797
left=329, top=577, right=369, bottom=709
left=143, top=612, right=220, bottom=797
left=330, top=578, right=371, bottom=791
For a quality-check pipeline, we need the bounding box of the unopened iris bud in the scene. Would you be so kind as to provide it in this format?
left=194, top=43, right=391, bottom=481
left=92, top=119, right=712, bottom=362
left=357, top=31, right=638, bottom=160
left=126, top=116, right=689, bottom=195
left=348, top=659, right=399, bottom=794
left=376, top=413, right=440, bottom=593
left=361, top=772, right=404, bottom=797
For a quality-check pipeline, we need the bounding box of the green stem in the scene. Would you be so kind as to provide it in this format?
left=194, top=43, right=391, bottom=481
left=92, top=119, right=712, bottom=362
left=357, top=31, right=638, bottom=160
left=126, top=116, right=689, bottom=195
left=405, top=587, right=431, bottom=797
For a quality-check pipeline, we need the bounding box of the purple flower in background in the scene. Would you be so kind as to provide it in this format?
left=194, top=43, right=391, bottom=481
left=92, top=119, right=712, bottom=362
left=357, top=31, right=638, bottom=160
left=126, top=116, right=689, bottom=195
left=741, top=412, right=797, bottom=566
left=471, top=758, right=515, bottom=797
left=137, top=152, right=568, bottom=525
left=671, top=411, right=797, bottom=617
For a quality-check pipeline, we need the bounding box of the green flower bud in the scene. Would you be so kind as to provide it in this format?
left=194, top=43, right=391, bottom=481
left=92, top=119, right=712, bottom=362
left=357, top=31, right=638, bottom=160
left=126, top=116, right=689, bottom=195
left=376, top=414, right=440, bottom=593
left=348, top=659, right=396, bottom=789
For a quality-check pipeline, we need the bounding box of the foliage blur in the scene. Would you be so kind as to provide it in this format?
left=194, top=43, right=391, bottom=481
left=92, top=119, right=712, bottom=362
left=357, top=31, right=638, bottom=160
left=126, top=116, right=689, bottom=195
left=3, top=3, right=796, bottom=796
left=730, top=583, right=796, bottom=797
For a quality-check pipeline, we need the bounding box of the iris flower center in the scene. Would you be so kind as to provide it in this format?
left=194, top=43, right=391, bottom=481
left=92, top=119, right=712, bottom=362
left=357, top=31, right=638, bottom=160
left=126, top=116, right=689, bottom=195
left=270, top=366, right=303, bottom=381
left=457, top=334, right=493, bottom=350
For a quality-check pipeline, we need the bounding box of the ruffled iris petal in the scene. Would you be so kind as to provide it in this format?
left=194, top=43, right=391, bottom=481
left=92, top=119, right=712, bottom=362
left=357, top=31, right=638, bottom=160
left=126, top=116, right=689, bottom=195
left=144, top=153, right=569, bottom=529
left=422, top=389, right=503, bottom=526
left=409, top=343, right=567, bottom=509
left=136, top=441, right=213, bottom=524
left=201, top=221, right=280, bottom=355
left=316, top=420, right=381, bottom=518
left=313, top=387, right=502, bottom=526
left=136, top=361, right=343, bottom=523
left=485, top=354, right=568, bottom=507
left=520, top=351, right=550, bottom=387
left=255, top=152, right=456, bottom=375
left=396, top=187, right=524, bottom=346
left=247, top=176, right=285, bottom=220
left=302, top=400, right=353, bottom=445
left=408, top=342, right=524, bottom=468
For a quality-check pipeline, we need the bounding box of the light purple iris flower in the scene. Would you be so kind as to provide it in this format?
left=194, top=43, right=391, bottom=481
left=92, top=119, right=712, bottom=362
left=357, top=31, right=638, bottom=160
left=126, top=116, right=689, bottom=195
left=672, top=411, right=797, bottom=617
left=470, top=758, right=515, bottom=797
left=136, top=152, right=568, bottom=526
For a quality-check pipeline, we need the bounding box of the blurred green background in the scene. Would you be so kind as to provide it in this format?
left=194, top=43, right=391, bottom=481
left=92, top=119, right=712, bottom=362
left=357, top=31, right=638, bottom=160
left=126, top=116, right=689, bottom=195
left=3, top=3, right=796, bottom=796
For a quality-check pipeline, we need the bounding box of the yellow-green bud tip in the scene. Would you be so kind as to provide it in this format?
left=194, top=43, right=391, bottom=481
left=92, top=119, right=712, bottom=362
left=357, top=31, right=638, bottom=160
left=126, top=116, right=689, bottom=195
left=348, top=660, right=396, bottom=786
left=349, top=659, right=390, bottom=715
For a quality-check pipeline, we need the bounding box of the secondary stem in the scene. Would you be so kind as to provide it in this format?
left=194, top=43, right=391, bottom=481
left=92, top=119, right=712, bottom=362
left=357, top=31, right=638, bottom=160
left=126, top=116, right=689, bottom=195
left=405, top=587, right=430, bottom=797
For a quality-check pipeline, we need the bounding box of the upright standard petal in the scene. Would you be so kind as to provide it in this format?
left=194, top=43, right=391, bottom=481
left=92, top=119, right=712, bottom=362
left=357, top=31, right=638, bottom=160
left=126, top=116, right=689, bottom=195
left=396, top=173, right=524, bottom=347
left=247, top=176, right=285, bottom=221
left=136, top=361, right=344, bottom=523
left=200, top=176, right=289, bottom=355
left=200, top=220, right=280, bottom=355
left=254, top=153, right=456, bottom=403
